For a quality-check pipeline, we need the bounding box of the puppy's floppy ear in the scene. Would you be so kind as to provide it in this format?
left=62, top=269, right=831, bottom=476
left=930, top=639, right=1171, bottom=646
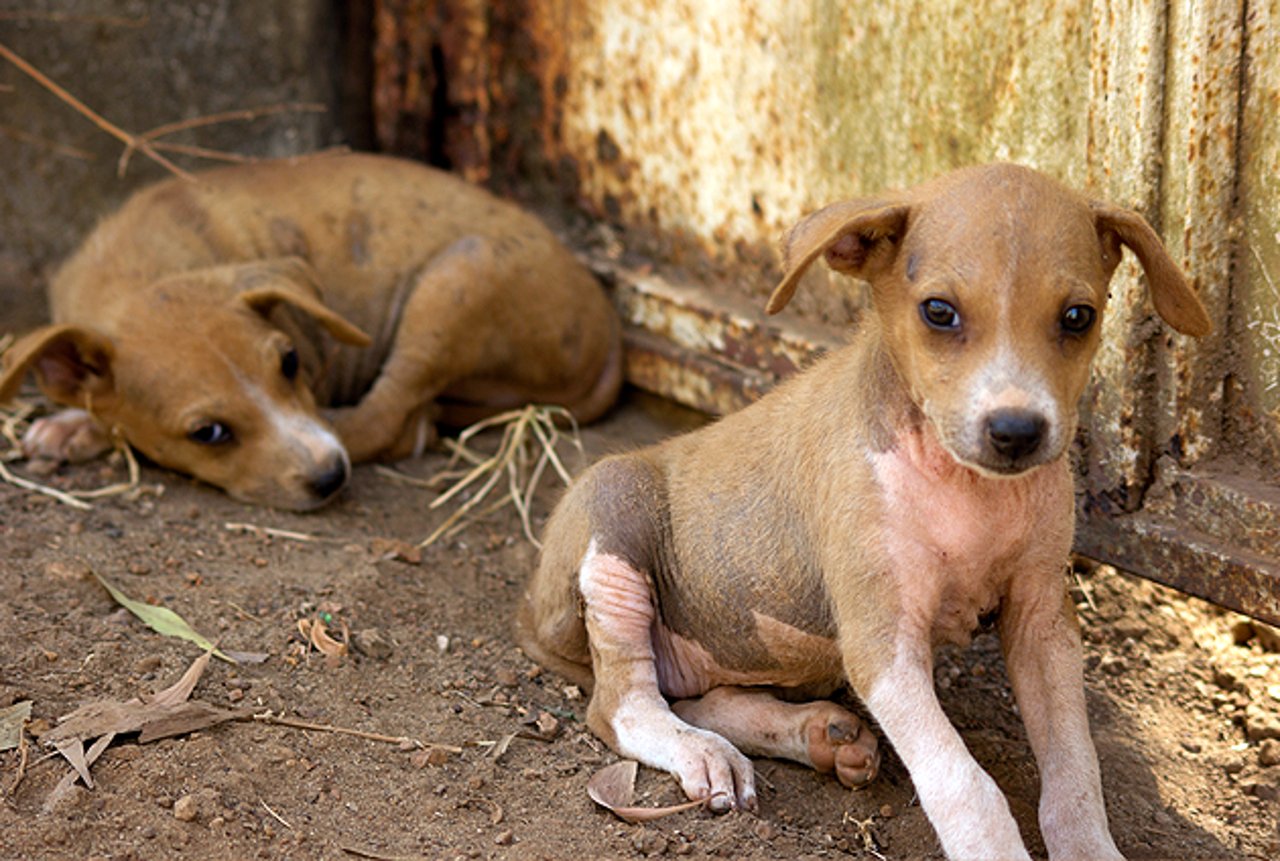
left=767, top=198, right=910, bottom=315
left=0, top=324, right=116, bottom=406
left=235, top=257, right=373, bottom=347
left=1091, top=203, right=1212, bottom=337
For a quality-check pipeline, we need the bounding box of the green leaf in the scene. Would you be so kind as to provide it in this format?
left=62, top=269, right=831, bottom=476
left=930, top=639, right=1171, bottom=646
left=94, top=573, right=236, bottom=663
left=0, top=700, right=32, bottom=752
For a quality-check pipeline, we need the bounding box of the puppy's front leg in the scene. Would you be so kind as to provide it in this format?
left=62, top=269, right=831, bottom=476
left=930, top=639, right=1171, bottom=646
left=578, top=541, right=757, bottom=812
left=1001, top=577, right=1124, bottom=861
left=861, top=636, right=1031, bottom=861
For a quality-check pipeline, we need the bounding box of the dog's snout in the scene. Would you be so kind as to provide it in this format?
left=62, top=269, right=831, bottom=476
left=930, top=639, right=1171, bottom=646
left=985, top=409, right=1046, bottom=462
left=309, top=457, right=350, bottom=500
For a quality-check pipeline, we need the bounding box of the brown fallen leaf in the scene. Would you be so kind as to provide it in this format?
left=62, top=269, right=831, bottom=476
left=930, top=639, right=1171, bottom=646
left=40, top=648, right=247, bottom=803
left=586, top=760, right=709, bottom=823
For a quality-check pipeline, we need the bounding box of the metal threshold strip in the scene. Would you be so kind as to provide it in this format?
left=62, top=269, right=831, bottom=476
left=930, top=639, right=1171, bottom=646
left=588, top=255, right=1280, bottom=626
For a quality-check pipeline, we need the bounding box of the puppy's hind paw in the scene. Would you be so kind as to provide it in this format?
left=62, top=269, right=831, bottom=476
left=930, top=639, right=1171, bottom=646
left=21, top=409, right=113, bottom=467
left=805, top=704, right=880, bottom=789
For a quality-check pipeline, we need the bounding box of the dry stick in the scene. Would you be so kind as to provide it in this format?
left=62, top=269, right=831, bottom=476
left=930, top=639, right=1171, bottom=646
left=6, top=724, right=29, bottom=798
left=260, top=800, right=293, bottom=830
left=117, top=102, right=326, bottom=175
left=250, top=712, right=462, bottom=753
left=0, top=11, right=147, bottom=27
left=0, top=124, right=92, bottom=160
left=0, top=40, right=193, bottom=181
left=0, top=459, right=92, bottom=509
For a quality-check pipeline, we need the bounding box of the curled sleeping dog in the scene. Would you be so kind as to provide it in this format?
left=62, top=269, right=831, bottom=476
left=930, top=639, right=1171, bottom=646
left=519, top=164, right=1210, bottom=860
left=0, top=153, right=622, bottom=510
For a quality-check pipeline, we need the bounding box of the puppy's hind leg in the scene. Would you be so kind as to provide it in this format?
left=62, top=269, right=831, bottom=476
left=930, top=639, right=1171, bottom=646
left=672, top=687, right=881, bottom=788
left=327, top=237, right=500, bottom=463
left=577, top=540, right=757, bottom=813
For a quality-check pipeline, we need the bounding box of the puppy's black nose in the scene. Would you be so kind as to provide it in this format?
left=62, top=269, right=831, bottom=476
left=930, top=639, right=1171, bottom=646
left=310, top=458, right=350, bottom=500
left=985, top=409, right=1046, bottom=461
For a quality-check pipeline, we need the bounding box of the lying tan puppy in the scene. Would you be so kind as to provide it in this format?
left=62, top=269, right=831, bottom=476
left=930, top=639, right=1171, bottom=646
left=0, top=153, right=621, bottom=509
left=519, top=164, right=1210, bottom=860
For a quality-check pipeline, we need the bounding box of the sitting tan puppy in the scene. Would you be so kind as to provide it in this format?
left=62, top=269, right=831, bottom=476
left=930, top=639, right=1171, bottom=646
left=0, top=153, right=621, bottom=509
left=519, top=164, right=1210, bottom=860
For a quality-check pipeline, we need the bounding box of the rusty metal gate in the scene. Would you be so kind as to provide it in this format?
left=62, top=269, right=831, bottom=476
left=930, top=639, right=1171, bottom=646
left=370, top=0, right=1280, bottom=624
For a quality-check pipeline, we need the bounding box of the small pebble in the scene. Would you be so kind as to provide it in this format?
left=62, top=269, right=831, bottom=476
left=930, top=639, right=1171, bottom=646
left=493, top=830, right=514, bottom=846
left=1259, top=739, right=1280, bottom=767
left=879, top=803, right=895, bottom=818
left=630, top=831, right=668, bottom=856
left=173, top=795, right=198, bottom=822
left=1180, top=738, right=1202, bottom=754
left=436, top=635, right=450, bottom=654
left=753, top=820, right=779, bottom=841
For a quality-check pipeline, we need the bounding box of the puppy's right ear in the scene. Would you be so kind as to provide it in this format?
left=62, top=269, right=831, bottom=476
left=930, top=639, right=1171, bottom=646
left=768, top=198, right=910, bottom=315
left=0, top=325, right=116, bottom=406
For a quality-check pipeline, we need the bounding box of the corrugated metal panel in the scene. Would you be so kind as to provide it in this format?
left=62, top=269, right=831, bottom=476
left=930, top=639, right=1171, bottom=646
left=1238, top=0, right=1280, bottom=466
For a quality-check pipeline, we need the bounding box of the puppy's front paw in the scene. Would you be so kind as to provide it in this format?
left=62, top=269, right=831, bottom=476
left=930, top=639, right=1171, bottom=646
left=664, top=726, right=757, bottom=814
left=805, top=704, right=880, bottom=788
left=22, top=409, right=113, bottom=468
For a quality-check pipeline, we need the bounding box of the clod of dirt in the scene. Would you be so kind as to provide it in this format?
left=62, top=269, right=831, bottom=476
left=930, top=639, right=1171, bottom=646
left=351, top=627, right=394, bottom=660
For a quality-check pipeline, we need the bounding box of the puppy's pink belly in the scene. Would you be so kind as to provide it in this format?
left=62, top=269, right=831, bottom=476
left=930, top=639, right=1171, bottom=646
left=653, top=613, right=842, bottom=700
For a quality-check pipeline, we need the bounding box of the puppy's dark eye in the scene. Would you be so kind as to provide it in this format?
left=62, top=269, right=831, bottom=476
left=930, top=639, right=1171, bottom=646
left=281, top=348, right=300, bottom=381
left=1061, top=305, right=1097, bottom=335
left=189, top=422, right=233, bottom=446
left=920, top=298, right=961, bottom=331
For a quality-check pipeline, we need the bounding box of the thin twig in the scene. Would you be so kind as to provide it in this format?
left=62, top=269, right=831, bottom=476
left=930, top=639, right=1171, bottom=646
left=6, top=722, right=29, bottom=799
left=260, top=799, right=293, bottom=830
left=0, top=40, right=193, bottom=180
left=0, top=11, right=147, bottom=27
left=251, top=712, right=462, bottom=753
left=223, top=522, right=338, bottom=544
left=0, top=124, right=92, bottom=160
left=117, top=102, right=327, bottom=175
left=0, top=459, right=92, bottom=509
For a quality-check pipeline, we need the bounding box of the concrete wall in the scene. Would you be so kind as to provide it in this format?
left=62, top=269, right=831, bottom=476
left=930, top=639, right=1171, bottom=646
left=0, top=0, right=350, bottom=332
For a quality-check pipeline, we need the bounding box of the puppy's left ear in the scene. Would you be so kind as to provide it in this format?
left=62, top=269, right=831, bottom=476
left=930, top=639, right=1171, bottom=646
left=1092, top=203, right=1213, bottom=337
left=768, top=198, right=910, bottom=315
left=235, top=258, right=372, bottom=347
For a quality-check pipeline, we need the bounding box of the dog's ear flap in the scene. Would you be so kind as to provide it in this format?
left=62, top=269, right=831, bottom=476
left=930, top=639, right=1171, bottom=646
left=767, top=199, right=910, bottom=315
left=1091, top=203, right=1212, bottom=337
left=0, top=324, right=117, bottom=406
left=235, top=258, right=373, bottom=347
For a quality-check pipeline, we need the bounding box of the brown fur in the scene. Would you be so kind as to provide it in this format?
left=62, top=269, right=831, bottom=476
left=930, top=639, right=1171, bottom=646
left=0, top=153, right=622, bottom=509
left=519, top=164, right=1209, bottom=860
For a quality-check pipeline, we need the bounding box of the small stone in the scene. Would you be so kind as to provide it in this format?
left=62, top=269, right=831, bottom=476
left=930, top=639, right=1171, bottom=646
left=879, top=804, right=895, bottom=818
left=1101, top=656, right=1127, bottom=676
left=128, top=561, right=150, bottom=575
left=1245, top=705, right=1280, bottom=742
left=1259, top=739, right=1280, bottom=767
left=753, top=820, right=779, bottom=841
left=1212, top=666, right=1241, bottom=691
left=1223, top=757, right=1246, bottom=776
left=173, top=795, right=198, bottom=822
left=493, top=830, right=514, bottom=846
left=495, top=667, right=519, bottom=687
left=630, top=830, right=668, bottom=856
left=1180, top=738, right=1202, bottom=754
left=436, top=635, right=450, bottom=654
left=133, top=655, right=163, bottom=675
left=228, top=689, right=244, bottom=703
left=351, top=628, right=394, bottom=660
left=45, top=560, right=91, bottom=581
left=1256, top=622, right=1280, bottom=652
left=208, top=816, right=225, bottom=829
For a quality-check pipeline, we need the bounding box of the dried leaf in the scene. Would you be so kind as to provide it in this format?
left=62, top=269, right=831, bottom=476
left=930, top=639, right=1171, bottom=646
left=147, top=648, right=212, bottom=707
left=586, top=760, right=708, bottom=823
left=0, top=700, right=31, bottom=751
left=54, top=738, right=92, bottom=789
left=94, top=573, right=235, bottom=662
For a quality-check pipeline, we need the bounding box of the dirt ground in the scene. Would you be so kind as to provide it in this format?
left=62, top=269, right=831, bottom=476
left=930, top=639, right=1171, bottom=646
left=1, top=387, right=1278, bottom=861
